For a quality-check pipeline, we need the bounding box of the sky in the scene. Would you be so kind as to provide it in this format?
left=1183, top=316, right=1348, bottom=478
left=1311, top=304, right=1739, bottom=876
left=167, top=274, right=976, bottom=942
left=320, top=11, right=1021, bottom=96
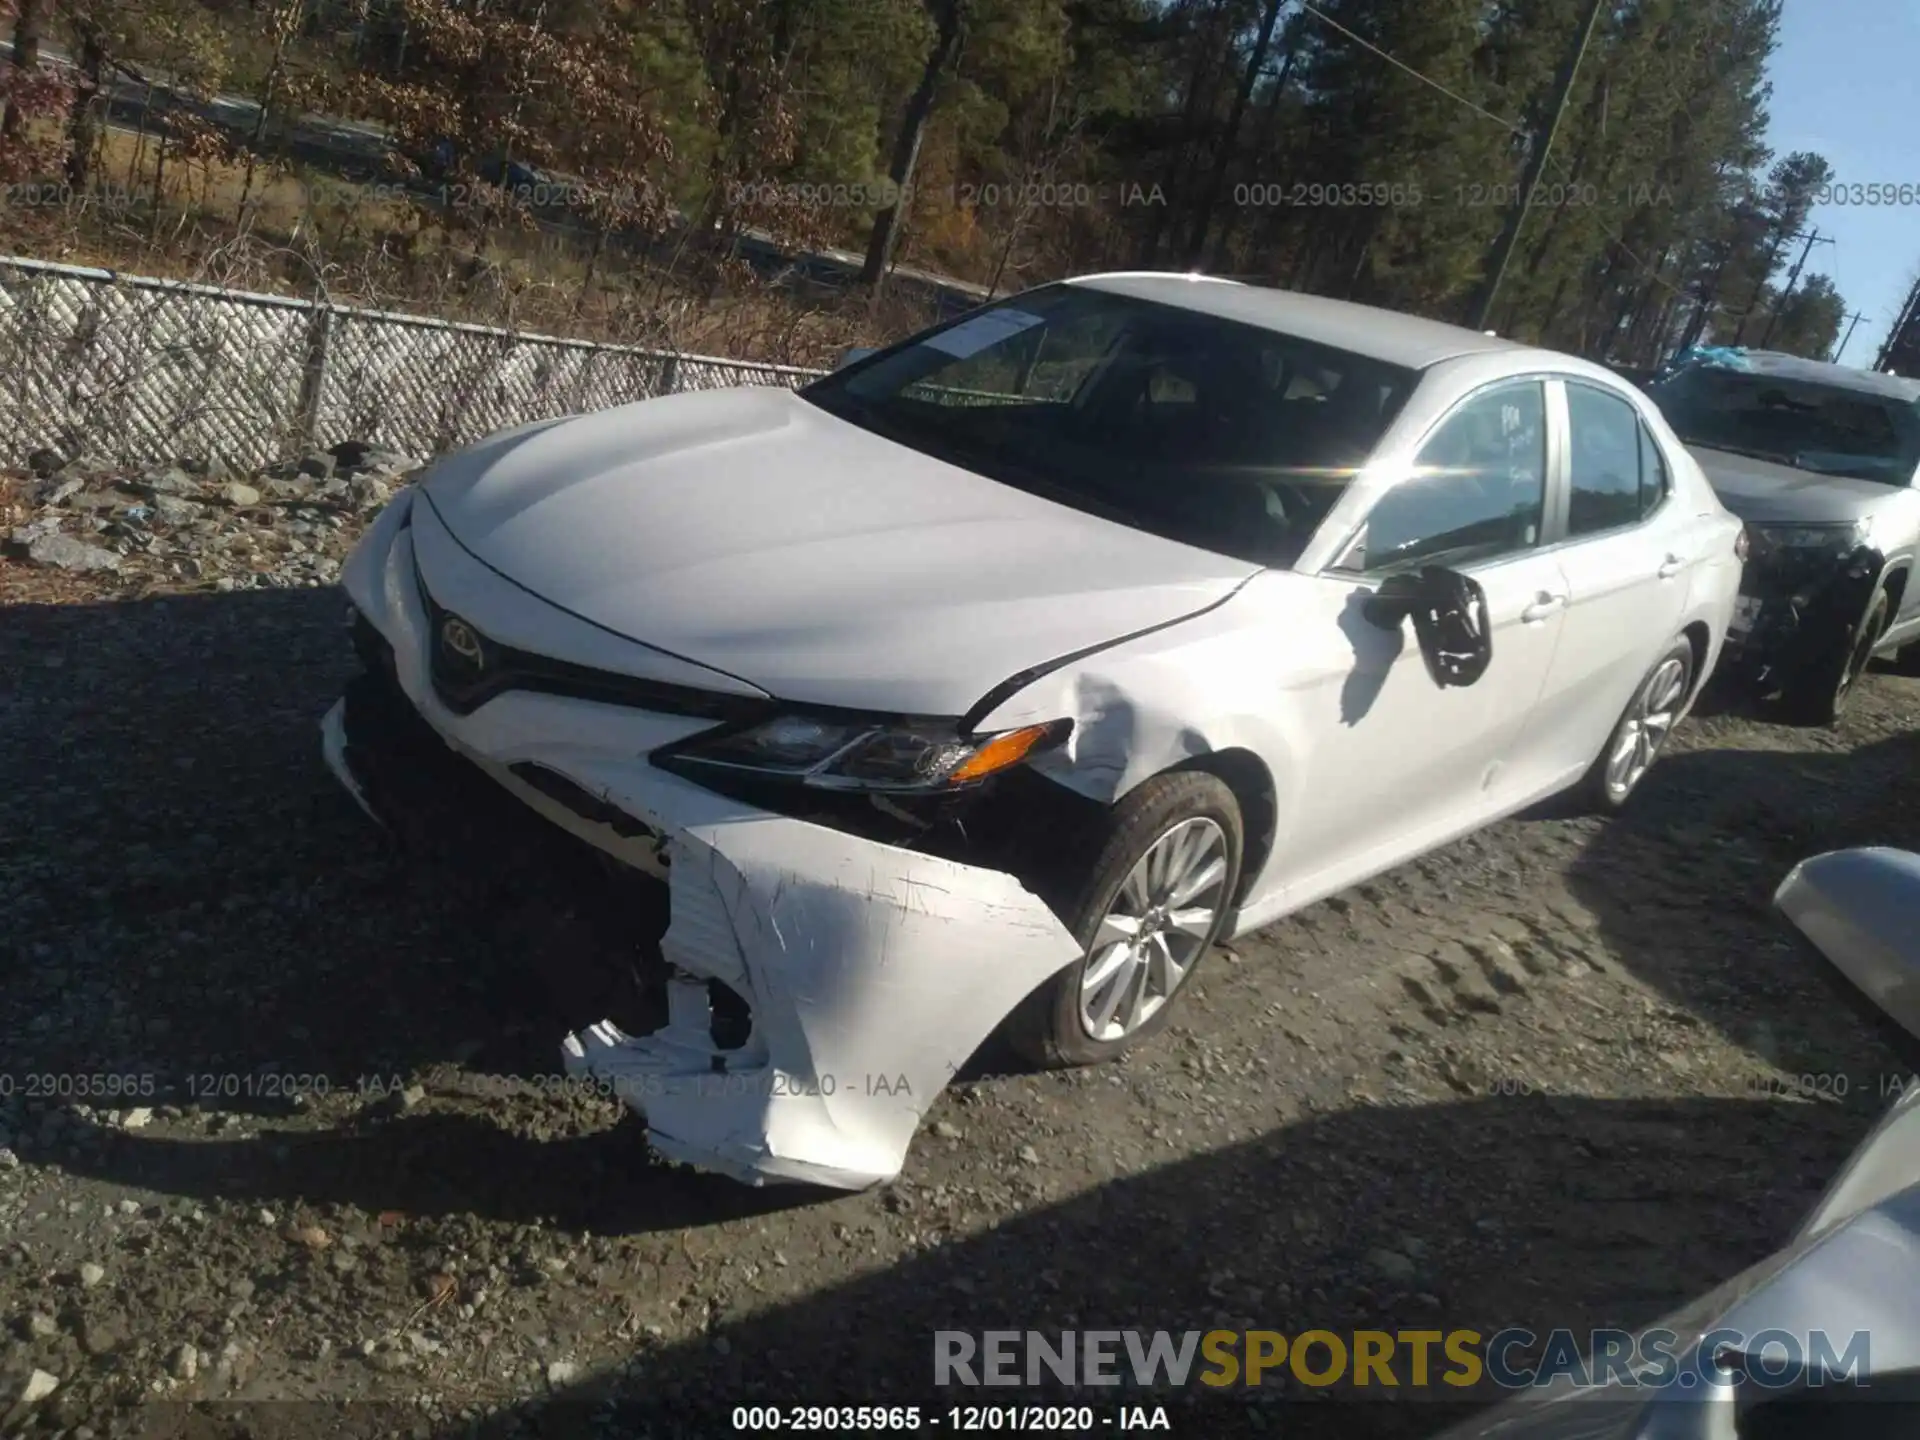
left=1765, top=0, right=1920, bottom=367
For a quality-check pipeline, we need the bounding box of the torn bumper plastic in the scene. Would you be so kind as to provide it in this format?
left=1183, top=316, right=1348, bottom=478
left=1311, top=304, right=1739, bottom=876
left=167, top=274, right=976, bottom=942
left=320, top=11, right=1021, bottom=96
left=321, top=498, right=1081, bottom=1189
left=1722, top=544, right=1884, bottom=689
left=555, top=820, right=1079, bottom=1189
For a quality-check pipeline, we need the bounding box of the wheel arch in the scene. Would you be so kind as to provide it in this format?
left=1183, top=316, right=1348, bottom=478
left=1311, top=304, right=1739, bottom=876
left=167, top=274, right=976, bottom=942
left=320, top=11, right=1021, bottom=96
left=1881, top=560, right=1910, bottom=618
left=1679, top=619, right=1712, bottom=700
left=1170, top=747, right=1279, bottom=908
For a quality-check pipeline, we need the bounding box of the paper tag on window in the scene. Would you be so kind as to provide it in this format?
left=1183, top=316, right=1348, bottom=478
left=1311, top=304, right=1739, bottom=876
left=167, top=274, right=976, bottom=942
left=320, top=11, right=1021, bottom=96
left=923, top=307, right=1045, bottom=359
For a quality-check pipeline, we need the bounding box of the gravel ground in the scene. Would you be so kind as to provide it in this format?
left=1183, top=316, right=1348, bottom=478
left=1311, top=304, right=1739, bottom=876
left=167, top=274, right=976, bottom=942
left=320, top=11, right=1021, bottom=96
left=3, top=464, right=1919, bottom=1440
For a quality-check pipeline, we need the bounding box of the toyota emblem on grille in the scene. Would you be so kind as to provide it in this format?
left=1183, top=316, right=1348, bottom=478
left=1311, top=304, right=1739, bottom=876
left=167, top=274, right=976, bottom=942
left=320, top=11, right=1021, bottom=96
left=440, top=616, right=486, bottom=669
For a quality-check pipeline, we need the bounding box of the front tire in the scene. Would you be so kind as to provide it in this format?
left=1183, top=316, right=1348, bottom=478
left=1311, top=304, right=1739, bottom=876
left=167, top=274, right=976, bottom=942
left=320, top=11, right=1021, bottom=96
left=1580, top=638, right=1694, bottom=813
left=1779, top=586, right=1888, bottom=727
left=1006, top=771, right=1243, bottom=1069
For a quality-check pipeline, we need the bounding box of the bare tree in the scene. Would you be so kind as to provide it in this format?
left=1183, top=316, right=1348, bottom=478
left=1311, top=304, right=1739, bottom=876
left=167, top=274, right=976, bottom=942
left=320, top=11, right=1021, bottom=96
left=861, top=0, right=967, bottom=294
left=1, top=0, right=49, bottom=141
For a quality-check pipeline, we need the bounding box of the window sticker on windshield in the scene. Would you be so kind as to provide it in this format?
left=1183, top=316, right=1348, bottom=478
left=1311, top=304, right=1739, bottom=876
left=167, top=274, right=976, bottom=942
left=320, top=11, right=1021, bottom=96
left=923, top=307, right=1045, bottom=359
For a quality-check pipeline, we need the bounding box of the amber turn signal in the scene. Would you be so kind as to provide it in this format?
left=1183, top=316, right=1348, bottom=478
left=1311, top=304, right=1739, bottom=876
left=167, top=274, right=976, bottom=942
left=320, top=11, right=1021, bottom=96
left=948, top=723, right=1062, bottom=784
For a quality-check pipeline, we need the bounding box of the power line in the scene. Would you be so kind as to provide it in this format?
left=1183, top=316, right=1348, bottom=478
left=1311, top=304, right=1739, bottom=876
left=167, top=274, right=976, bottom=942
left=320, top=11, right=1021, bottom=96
left=1295, top=0, right=1694, bottom=316
left=1293, top=0, right=1857, bottom=352
left=1466, top=0, right=1609, bottom=329
left=1295, top=4, right=1528, bottom=137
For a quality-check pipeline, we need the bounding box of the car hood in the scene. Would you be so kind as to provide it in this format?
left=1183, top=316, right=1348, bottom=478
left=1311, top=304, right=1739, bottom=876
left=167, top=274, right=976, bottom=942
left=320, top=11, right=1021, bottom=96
left=419, top=386, right=1257, bottom=715
left=1688, top=446, right=1900, bottom=525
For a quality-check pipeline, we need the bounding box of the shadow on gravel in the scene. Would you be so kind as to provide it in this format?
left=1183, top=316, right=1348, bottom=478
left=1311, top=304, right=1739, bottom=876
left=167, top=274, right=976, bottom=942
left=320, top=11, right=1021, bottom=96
left=1560, top=714, right=1920, bottom=1080
left=3, top=588, right=1910, bottom=1236
left=0, top=587, right=815, bottom=1229
left=2, top=588, right=1904, bottom=1439
left=367, top=1091, right=1856, bottom=1440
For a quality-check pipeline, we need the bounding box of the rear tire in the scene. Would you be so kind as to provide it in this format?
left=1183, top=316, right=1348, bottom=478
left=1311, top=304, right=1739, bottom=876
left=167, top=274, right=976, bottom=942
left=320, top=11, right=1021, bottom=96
left=1779, top=587, right=1888, bottom=727
left=1005, top=772, right=1243, bottom=1069
left=1579, top=638, right=1694, bottom=814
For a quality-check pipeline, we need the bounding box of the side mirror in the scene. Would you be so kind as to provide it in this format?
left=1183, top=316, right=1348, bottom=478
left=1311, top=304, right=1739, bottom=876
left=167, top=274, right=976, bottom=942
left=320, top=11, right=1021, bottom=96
left=1774, top=848, right=1920, bottom=1074
left=836, top=346, right=878, bottom=371
left=1363, top=566, right=1492, bottom=689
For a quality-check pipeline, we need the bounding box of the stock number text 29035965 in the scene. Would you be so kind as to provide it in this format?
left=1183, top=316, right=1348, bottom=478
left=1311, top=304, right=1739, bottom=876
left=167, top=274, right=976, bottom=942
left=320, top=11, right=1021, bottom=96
left=730, top=1404, right=1168, bottom=1432
left=1235, top=181, right=1422, bottom=209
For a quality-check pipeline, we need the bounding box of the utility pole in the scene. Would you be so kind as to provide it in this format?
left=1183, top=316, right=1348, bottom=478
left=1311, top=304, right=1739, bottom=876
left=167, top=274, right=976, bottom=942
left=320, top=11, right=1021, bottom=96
left=1829, top=311, right=1867, bottom=366
left=1875, top=273, right=1920, bottom=372
left=1730, top=230, right=1791, bottom=345
left=1466, top=0, right=1608, bottom=331
left=1757, top=229, right=1829, bottom=349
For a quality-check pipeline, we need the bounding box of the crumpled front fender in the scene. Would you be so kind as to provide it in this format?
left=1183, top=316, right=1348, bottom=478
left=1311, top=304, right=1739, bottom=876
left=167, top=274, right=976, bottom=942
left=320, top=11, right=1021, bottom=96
left=327, top=483, right=1085, bottom=1190
left=560, top=787, right=1081, bottom=1188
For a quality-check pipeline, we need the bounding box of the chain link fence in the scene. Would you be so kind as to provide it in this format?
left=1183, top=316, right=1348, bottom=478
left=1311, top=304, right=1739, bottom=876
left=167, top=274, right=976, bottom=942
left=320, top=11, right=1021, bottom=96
left=0, top=255, right=827, bottom=470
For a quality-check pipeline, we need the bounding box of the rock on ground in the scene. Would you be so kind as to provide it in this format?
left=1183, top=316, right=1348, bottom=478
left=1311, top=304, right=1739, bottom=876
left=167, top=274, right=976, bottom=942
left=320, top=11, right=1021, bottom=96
left=2, top=441, right=420, bottom=602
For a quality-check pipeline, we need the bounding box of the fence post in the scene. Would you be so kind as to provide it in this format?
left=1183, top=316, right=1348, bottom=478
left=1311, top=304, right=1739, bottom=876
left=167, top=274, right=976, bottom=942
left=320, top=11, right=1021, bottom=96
left=294, top=302, right=332, bottom=455
left=659, top=352, right=679, bottom=396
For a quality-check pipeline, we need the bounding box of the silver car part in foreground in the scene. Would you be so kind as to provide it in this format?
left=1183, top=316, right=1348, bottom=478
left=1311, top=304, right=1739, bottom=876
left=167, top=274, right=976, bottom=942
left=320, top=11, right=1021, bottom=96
left=1436, top=847, right=1920, bottom=1438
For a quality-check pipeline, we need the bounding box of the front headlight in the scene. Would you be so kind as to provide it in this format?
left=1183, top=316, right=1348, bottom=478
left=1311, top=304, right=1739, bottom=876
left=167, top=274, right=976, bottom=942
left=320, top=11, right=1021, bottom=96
left=1747, top=518, right=1874, bottom=556
left=656, top=714, right=1070, bottom=793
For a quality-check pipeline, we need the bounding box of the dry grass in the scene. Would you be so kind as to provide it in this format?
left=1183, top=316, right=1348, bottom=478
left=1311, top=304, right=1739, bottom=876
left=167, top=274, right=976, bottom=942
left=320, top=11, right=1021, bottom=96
left=4, top=128, right=946, bottom=369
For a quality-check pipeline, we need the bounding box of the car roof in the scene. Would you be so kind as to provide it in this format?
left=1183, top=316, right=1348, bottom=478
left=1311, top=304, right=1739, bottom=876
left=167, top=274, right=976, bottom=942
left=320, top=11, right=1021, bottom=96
left=1065, top=271, right=1532, bottom=371
left=1672, top=347, right=1920, bottom=403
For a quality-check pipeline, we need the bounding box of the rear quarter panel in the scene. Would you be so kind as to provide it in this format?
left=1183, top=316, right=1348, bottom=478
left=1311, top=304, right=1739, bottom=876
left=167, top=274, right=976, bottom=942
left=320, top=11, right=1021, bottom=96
left=1653, top=422, right=1744, bottom=691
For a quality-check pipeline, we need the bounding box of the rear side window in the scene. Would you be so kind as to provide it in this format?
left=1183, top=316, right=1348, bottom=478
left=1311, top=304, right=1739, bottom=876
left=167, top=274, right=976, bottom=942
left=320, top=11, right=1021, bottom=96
left=1568, top=382, right=1666, bottom=536
left=1638, top=424, right=1670, bottom=513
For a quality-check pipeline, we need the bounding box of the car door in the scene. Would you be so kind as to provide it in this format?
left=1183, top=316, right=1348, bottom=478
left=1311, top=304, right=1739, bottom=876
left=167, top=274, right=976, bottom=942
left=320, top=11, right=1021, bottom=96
left=1513, top=378, right=1695, bottom=786
left=1281, top=379, right=1572, bottom=887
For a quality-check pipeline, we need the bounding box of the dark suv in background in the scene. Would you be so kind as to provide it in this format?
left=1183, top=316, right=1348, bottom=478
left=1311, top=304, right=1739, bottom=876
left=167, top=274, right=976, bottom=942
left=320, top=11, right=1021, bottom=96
left=1644, top=349, right=1920, bottom=723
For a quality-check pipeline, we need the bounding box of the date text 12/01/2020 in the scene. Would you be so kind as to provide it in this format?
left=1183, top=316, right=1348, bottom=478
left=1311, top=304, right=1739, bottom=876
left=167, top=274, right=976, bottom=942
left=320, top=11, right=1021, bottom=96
left=0, top=1069, right=922, bottom=1105
left=1229, top=180, right=1677, bottom=209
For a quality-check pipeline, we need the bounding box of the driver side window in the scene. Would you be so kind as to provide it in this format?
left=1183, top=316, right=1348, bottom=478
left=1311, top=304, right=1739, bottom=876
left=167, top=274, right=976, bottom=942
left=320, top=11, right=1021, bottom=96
left=1338, top=381, right=1547, bottom=574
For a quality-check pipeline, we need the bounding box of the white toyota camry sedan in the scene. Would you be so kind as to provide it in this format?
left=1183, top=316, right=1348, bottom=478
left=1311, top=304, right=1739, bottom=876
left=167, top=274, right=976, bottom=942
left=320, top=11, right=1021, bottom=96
left=322, top=272, right=1744, bottom=1189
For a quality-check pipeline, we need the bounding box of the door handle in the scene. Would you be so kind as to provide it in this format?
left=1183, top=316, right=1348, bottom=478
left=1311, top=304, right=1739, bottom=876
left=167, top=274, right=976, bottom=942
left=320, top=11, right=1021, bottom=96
left=1521, top=592, right=1567, bottom=623
left=1658, top=554, right=1687, bottom=579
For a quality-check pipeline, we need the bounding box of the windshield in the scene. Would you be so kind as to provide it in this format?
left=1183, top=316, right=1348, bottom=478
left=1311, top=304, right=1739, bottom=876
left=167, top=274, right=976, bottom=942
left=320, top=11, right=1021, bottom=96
left=1648, top=364, right=1920, bottom=485
left=800, top=285, right=1419, bottom=566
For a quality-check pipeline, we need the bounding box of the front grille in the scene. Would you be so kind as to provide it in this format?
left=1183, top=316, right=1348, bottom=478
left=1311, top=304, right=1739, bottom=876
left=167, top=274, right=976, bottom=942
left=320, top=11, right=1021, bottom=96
left=510, top=762, right=660, bottom=840
left=1738, top=541, right=1872, bottom=601
left=335, top=665, right=673, bottom=1032
left=339, top=666, right=668, bottom=887
left=411, top=559, right=772, bottom=725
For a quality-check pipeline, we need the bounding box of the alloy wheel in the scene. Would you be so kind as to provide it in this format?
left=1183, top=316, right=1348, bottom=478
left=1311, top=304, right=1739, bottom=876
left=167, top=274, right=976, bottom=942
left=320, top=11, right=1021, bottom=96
left=1078, top=816, right=1229, bottom=1043
left=1605, top=655, right=1689, bottom=800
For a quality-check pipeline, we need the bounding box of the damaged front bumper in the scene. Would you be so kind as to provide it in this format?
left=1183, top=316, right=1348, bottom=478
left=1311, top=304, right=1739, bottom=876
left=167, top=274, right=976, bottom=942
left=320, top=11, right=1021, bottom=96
left=320, top=493, right=1080, bottom=1190
left=1721, top=543, right=1884, bottom=690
